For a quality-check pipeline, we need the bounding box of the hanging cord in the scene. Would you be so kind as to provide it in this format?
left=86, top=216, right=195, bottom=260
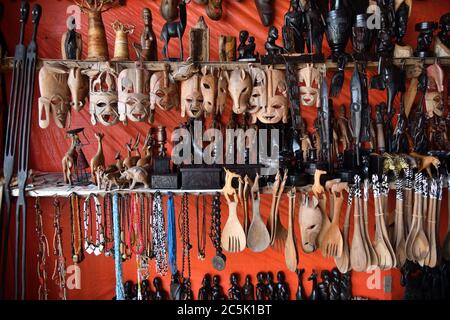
left=112, top=193, right=125, bottom=300
left=181, top=193, right=192, bottom=299
left=152, top=191, right=168, bottom=276
left=35, top=198, right=49, bottom=300
left=52, top=197, right=67, bottom=300
left=69, top=193, right=83, bottom=264
left=210, top=192, right=224, bottom=259
left=167, top=192, right=177, bottom=274
left=83, top=194, right=104, bottom=255
left=196, top=194, right=206, bottom=260
left=146, top=194, right=154, bottom=258
left=103, top=193, right=115, bottom=257
left=127, top=194, right=144, bottom=255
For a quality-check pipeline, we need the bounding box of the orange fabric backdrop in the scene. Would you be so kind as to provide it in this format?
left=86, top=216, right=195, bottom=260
left=0, top=0, right=449, bottom=300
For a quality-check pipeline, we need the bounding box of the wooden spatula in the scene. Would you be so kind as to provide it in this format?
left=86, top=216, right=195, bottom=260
left=350, top=176, right=368, bottom=272
left=247, top=174, right=270, bottom=252
left=285, top=187, right=298, bottom=272
left=335, top=186, right=352, bottom=273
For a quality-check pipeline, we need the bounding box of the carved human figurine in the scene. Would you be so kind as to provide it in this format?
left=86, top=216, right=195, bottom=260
left=340, top=272, right=352, bottom=300
left=135, top=8, right=157, bottom=61
left=237, top=31, right=258, bottom=61
left=198, top=274, right=212, bottom=300
left=243, top=275, right=255, bottom=300
left=329, top=268, right=341, bottom=300
left=394, top=0, right=413, bottom=58
left=317, top=270, right=331, bottom=300
left=283, top=0, right=304, bottom=53
left=256, top=272, right=267, bottom=300
left=254, top=0, right=274, bottom=27
left=308, top=270, right=320, bottom=300
left=414, top=21, right=438, bottom=58
left=299, top=120, right=312, bottom=162
left=265, top=26, right=285, bottom=56
left=228, top=273, right=242, bottom=300
left=61, top=16, right=82, bottom=60
left=435, top=13, right=450, bottom=57
left=212, top=275, right=225, bottom=300
left=266, top=272, right=276, bottom=300
left=276, top=271, right=290, bottom=301
left=335, top=104, right=351, bottom=154
left=153, top=277, right=166, bottom=300
left=124, top=280, right=135, bottom=300
left=296, top=268, right=306, bottom=300
left=141, top=279, right=153, bottom=300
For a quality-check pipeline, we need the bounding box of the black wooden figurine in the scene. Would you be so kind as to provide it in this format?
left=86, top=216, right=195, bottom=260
left=317, top=270, right=331, bottom=300
left=198, top=274, right=212, bottom=300
left=266, top=271, right=277, bottom=300
left=265, top=26, right=285, bottom=56
left=153, top=277, right=166, bottom=300
left=243, top=275, right=255, bottom=300
left=256, top=272, right=267, bottom=300
left=282, top=0, right=304, bottom=53
left=212, top=275, right=225, bottom=300
left=308, top=270, right=320, bottom=300
left=228, top=273, right=242, bottom=300
left=295, top=268, right=306, bottom=300
left=276, top=271, right=290, bottom=301
left=330, top=268, right=341, bottom=300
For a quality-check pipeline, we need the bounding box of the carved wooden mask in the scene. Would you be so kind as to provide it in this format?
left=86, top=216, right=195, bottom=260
left=256, top=68, right=288, bottom=124
left=150, top=70, right=180, bottom=113
left=85, top=64, right=119, bottom=126
left=299, top=195, right=322, bottom=253
left=118, top=65, right=151, bottom=124
left=248, top=66, right=267, bottom=123
left=181, top=73, right=204, bottom=119
left=298, top=64, right=321, bottom=107
left=38, top=65, right=71, bottom=129
left=200, top=67, right=217, bottom=115
left=68, top=67, right=89, bottom=112
left=216, top=69, right=228, bottom=115
left=227, top=68, right=252, bottom=114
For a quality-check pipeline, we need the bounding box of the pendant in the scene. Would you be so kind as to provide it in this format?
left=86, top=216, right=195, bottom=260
left=86, top=243, right=95, bottom=255
left=212, top=253, right=226, bottom=271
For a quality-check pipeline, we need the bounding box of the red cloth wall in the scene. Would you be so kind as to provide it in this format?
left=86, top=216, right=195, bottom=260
left=0, top=0, right=449, bottom=300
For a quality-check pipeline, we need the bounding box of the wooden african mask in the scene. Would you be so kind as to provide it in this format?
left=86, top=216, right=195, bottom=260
left=38, top=65, right=71, bottom=129
left=298, top=64, right=321, bottom=107
left=256, top=68, right=288, bottom=124
left=181, top=73, right=204, bottom=119
left=68, top=67, right=89, bottom=112
left=118, top=63, right=151, bottom=124
left=216, top=69, right=228, bottom=115
left=150, top=70, right=180, bottom=113
left=248, top=66, right=267, bottom=123
left=299, top=194, right=322, bottom=253
left=227, top=68, right=252, bottom=114
left=200, top=66, right=217, bottom=115
left=425, top=91, right=443, bottom=118
left=160, top=0, right=179, bottom=22
left=84, top=63, right=119, bottom=126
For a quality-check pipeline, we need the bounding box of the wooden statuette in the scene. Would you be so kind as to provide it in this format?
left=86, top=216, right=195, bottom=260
left=112, top=20, right=135, bottom=61
left=219, top=36, right=236, bottom=62
left=189, top=16, right=210, bottom=62
left=61, top=16, right=82, bottom=60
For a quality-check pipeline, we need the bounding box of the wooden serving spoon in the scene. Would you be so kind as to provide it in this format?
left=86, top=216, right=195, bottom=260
left=442, top=175, right=450, bottom=260
left=335, top=187, right=352, bottom=273
left=363, top=179, right=378, bottom=270
left=350, top=177, right=368, bottom=272
left=394, top=179, right=407, bottom=268
left=412, top=177, right=429, bottom=262
left=406, top=173, right=421, bottom=260
left=424, top=179, right=438, bottom=267
left=325, top=179, right=341, bottom=221
left=247, top=174, right=270, bottom=252
left=285, top=187, right=298, bottom=272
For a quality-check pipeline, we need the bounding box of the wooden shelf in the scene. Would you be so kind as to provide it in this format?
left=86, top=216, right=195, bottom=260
left=1, top=56, right=449, bottom=73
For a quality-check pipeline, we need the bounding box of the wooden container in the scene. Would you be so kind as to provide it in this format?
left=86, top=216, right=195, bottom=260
left=87, top=10, right=109, bottom=61
left=219, top=35, right=236, bottom=61
left=112, top=20, right=135, bottom=61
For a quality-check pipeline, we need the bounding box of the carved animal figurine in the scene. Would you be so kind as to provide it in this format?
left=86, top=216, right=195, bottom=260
left=115, top=151, right=124, bottom=172
left=136, top=131, right=154, bottom=168
left=410, top=153, right=440, bottom=177
left=101, top=170, right=127, bottom=190
left=121, top=167, right=150, bottom=189
left=161, top=0, right=187, bottom=61
left=123, top=133, right=141, bottom=169
left=90, top=132, right=105, bottom=184
left=62, top=133, right=79, bottom=185
left=308, top=270, right=320, bottom=300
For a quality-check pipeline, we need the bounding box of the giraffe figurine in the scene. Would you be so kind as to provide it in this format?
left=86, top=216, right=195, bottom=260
left=90, top=132, right=105, bottom=184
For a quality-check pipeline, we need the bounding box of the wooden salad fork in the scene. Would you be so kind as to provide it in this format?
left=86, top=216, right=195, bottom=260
left=322, top=182, right=347, bottom=258
left=221, top=169, right=246, bottom=253
left=313, top=169, right=330, bottom=249
left=269, top=170, right=288, bottom=251
left=335, top=186, right=352, bottom=273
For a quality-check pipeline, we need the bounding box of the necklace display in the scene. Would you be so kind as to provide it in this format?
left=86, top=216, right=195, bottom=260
left=120, top=194, right=131, bottom=261
left=83, top=194, right=104, bottom=256
left=196, top=195, right=207, bottom=260
left=52, top=198, right=67, bottom=300
left=152, top=191, right=168, bottom=276
left=181, top=193, right=192, bottom=299
left=103, top=193, right=114, bottom=257
left=127, top=194, right=144, bottom=255
left=70, top=193, right=83, bottom=263
left=35, top=198, right=49, bottom=300
left=210, top=193, right=226, bottom=271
